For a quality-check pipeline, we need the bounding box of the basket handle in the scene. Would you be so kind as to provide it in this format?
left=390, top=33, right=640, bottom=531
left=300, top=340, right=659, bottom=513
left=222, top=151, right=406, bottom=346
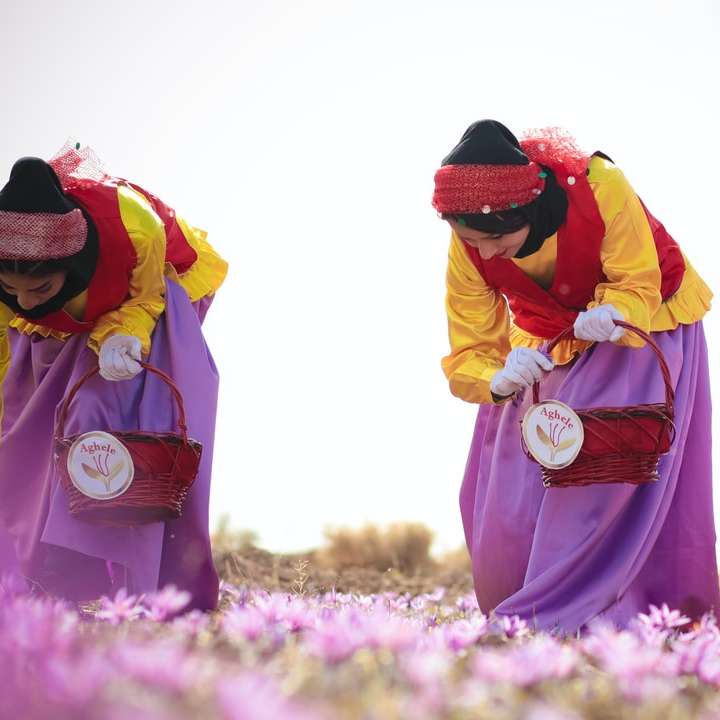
left=532, top=320, right=675, bottom=415
left=55, top=362, right=190, bottom=443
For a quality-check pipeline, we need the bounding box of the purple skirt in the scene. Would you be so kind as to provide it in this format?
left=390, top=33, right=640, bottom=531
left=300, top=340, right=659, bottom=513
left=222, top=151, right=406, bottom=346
left=460, top=321, right=719, bottom=633
left=0, top=281, right=219, bottom=610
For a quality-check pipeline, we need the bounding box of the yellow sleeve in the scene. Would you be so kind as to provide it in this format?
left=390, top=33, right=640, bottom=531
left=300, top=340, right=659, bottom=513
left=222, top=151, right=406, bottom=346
left=165, top=215, right=228, bottom=302
left=0, top=302, right=14, bottom=432
left=442, top=232, right=512, bottom=404
left=88, top=185, right=167, bottom=355
left=587, top=157, right=663, bottom=348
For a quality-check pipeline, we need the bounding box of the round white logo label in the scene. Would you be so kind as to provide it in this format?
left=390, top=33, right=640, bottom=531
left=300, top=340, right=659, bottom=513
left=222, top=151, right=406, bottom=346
left=67, top=432, right=134, bottom=500
left=522, top=400, right=584, bottom=469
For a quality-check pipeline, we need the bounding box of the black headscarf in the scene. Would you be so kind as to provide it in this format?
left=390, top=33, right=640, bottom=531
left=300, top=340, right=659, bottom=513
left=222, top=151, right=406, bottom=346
left=0, top=157, right=98, bottom=319
left=441, top=120, right=568, bottom=259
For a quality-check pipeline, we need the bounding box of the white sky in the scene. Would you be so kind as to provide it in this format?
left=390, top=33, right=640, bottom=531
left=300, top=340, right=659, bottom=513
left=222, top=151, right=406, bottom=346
left=1, top=0, right=719, bottom=555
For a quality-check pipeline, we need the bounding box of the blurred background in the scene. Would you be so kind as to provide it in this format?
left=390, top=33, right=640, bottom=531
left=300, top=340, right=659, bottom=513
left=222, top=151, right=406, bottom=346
left=1, top=0, right=718, bottom=555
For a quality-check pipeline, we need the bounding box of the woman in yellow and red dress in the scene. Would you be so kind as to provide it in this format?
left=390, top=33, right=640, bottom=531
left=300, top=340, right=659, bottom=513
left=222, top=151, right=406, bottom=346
left=0, top=144, right=227, bottom=609
left=432, top=120, right=719, bottom=632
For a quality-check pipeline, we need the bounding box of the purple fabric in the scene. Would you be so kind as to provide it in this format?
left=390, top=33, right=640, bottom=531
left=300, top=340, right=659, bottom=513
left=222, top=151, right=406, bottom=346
left=459, top=322, right=719, bottom=634
left=0, top=281, right=219, bottom=610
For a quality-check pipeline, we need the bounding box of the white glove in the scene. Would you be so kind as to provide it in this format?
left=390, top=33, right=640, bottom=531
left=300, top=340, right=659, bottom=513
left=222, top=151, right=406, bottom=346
left=99, top=335, right=143, bottom=381
left=574, top=304, right=625, bottom=343
left=490, top=347, right=554, bottom=398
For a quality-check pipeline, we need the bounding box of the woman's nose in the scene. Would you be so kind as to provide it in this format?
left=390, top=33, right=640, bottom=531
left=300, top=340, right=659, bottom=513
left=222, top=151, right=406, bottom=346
left=17, top=294, right=37, bottom=310
left=477, top=245, right=498, bottom=260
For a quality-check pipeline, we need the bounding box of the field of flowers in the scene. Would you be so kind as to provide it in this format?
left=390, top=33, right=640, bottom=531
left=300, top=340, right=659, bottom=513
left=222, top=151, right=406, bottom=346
left=3, top=525, right=720, bottom=720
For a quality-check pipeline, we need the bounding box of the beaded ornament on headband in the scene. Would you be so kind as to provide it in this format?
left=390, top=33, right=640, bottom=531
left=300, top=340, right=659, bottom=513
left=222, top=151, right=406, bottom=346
left=432, top=162, right=546, bottom=215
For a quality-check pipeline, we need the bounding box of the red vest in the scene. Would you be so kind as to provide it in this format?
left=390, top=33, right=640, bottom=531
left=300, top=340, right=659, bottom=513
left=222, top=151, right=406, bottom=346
left=16, top=178, right=198, bottom=334
left=462, top=156, right=686, bottom=339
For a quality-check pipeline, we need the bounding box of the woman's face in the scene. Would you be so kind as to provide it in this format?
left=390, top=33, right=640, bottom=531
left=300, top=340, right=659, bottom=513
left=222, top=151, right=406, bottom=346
left=0, top=270, right=67, bottom=311
left=448, top=220, right=530, bottom=260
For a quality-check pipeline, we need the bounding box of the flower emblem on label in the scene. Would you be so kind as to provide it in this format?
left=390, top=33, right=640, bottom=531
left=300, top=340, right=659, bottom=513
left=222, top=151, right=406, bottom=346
left=67, top=431, right=134, bottom=500
left=522, top=400, right=584, bottom=469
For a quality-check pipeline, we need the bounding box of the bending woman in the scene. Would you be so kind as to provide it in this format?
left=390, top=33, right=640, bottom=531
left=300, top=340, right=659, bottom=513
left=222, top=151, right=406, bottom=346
left=0, top=145, right=227, bottom=610
left=432, top=120, right=719, bottom=632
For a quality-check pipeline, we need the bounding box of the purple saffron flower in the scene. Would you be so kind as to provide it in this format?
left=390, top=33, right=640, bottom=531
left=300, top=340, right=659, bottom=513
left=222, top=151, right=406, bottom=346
left=698, top=647, right=720, bottom=686
left=219, top=580, right=241, bottom=601
left=253, top=593, right=289, bottom=625
left=636, top=603, right=691, bottom=633
left=282, top=599, right=316, bottom=633
left=217, top=672, right=327, bottom=720
left=455, top=593, right=479, bottom=614
left=442, top=616, right=489, bottom=652
left=95, top=588, right=146, bottom=624
left=362, top=610, right=419, bottom=652
left=471, top=649, right=515, bottom=683
left=410, top=596, right=428, bottom=612
left=223, top=605, right=268, bottom=642
left=113, top=640, right=198, bottom=692
left=304, top=617, right=362, bottom=664
left=171, top=609, right=211, bottom=636
left=583, top=624, right=679, bottom=698
left=505, top=637, right=579, bottom=686
left=143, top=584, right=192, bottom=622
left=44, top=650, right=110, bottom=707
left=1, top=596, right=78, bottom=655
left=497, top=614, right=530, bottom=639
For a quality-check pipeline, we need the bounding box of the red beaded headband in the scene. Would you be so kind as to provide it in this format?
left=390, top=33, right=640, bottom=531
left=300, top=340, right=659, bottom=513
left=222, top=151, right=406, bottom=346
left=432, top=162, right=546, bottom=215
left=0, top=209, right=87, bottom=260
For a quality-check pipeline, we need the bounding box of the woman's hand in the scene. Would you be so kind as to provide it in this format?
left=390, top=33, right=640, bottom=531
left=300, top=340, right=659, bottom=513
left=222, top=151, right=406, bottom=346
left=574, top=304, right=625, bottom=343
left=490, top=347, right=554, bottom=398
left=99, top=335, right=143, bottom=381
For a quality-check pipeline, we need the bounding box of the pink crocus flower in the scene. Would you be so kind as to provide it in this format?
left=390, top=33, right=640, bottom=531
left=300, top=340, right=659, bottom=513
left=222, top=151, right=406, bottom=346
left=583, top=624, right=679, bottom=699
left=410, top=596, right=428, bottom=611
left=442, top=616, right=489, bottom=652
left=471, top=649, right=515, bottom=683
left=282, top=599, right=316, bottom=634
left=113, top=640, right=199, bottom=692
left=217, top=672, right=327, bottom=720
left=1, top=596, right=78, bottom=655
left=636, top=603, right=691, bottom=633
left=143, top=584, right=192, bottom=622
left=304, top=616, right=363, bottom=664
left=253, top=593, right=291, bottom=625
left=400, top=648, right=452, bottom=687
left=171, top=609, right=211, bottom=636
left=362, top=610, right=419, bottom=652
left=505, top=636, right=580, bottom=686
left=95, top=588, right=146, bottom=625
left=44, top=650, right=110, bottom=707
left=455, top=593, right=479, bottom=614
left=223, top=605, right=268, bottom=642
left=497, top=614, right=530, bottom=639
left=698, top=645, right=720, bottom=687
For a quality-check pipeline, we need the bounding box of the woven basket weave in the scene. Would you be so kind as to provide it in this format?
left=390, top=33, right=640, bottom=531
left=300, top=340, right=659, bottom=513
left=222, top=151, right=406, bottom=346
left=523, top=321, right=676, bottom=488
left=55, top=363, right=202, bottom=526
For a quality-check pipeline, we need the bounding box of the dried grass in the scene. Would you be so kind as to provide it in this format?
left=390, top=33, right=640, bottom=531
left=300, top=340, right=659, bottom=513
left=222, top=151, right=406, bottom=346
left=316, top=522, right=435, bottom=575
left=211, top=521, right=474, bottom=601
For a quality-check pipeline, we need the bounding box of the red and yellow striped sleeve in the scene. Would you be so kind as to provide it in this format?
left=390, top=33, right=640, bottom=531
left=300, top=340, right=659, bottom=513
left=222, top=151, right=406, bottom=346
left=586, top=157, right=663, bottom=348
left=442, top=231, right=512, bottom=404
left=88, top=184, right=166, bottom=355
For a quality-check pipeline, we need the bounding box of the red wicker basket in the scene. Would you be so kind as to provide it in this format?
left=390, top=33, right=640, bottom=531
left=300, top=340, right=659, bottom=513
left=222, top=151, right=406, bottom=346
left=523, top=321, right=676, bottom=488
left=55, top=362, right=202, bottom=526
